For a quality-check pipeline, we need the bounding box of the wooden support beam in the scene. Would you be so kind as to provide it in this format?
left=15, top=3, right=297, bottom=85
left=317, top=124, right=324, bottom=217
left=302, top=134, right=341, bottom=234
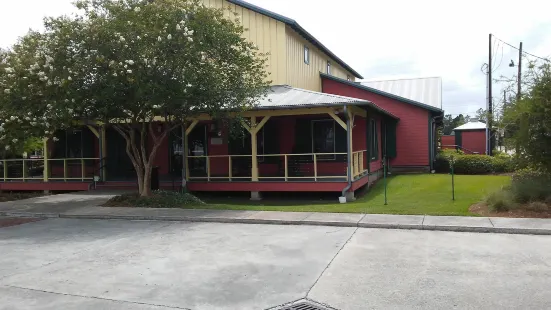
left=313, top=154, right=318, bottom=181
left=250, top=117, right=259, bottom=181
left=349, top=105, right=367, bottom=118
left=327, top=110, right=347, bottom=130
left=284, top=155, right=288, bottom=181
left=86, top=125, right=100, bottom=138
left=228, top=156, right=232, bottom=181
left=252, top=116, right=271, bottom=134
left=63, top=159, right=68, bottom=182
left=240, top=119, right=251, bottom=133
left=101, top=126, right=107, bottom=181
left=43, top=138, right=49, bottom=182
left=184, top=129, right=189, bottom=181
left=185, top=119, right=199, bottom=136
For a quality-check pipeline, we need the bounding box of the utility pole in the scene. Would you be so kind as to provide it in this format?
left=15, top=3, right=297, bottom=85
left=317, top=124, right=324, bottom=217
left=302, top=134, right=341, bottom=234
left=487, top=33, right=493, bottom=156
left=517, top=42, right=523, bottom=101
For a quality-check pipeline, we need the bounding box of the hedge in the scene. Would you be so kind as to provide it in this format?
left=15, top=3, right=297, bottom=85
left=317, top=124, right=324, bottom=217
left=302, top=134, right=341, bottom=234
left=435, top=152, right=514, bottom=175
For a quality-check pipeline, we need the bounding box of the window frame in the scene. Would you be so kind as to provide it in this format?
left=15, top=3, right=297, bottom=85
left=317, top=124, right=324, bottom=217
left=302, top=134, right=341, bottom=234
left=347, top=75, right=351, bottom=81
left=326, top=60, right=331, bottom=75
left=304, top=46, right=310, bottom=65
left=311, top=119, right=336, bottom=161
left=370, top=119, right=379, bottom=161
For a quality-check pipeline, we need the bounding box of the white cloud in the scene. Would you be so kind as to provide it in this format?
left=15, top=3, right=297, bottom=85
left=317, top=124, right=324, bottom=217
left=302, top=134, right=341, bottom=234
left=2, top=0, right=550, bottom=117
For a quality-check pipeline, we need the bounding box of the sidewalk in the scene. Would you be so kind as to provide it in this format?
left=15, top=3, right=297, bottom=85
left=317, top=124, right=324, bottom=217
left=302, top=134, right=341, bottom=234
left=1, top=193, right=550, bottom=235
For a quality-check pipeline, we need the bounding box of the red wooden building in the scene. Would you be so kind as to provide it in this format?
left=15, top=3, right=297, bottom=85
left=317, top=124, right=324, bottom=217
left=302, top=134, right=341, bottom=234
left=321, top=74, right=444, bottom=172
left=0, top=0, right=445, bottom=201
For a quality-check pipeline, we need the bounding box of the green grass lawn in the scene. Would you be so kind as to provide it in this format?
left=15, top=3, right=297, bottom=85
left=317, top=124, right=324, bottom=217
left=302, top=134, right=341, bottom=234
left=196, top=174, right=511, bottom=216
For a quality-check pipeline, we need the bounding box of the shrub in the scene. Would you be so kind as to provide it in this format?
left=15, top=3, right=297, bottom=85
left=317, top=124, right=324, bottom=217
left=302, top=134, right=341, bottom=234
left=105, top=190, right=205, bottom=208
left=526, top=201, right=550, bottom=212
left=435, top=152, right=515, bottom=174
left=485, top=188, right=517, bottom=212
left=510, top=169, right=551, bottom=203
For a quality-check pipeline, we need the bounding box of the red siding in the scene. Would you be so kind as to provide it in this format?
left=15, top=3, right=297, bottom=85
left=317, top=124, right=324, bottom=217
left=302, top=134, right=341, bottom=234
left=0, top=182, right=90, bottom=191
left=461, top=130, right=486, bottom=155
left=441, top=135, right=455, bottom=149
left=322, top=78, right=431, bottom=167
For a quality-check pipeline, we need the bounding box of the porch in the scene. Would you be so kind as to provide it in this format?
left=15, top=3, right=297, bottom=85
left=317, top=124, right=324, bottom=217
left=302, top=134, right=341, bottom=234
left=0, top=85, right=398, bottom=199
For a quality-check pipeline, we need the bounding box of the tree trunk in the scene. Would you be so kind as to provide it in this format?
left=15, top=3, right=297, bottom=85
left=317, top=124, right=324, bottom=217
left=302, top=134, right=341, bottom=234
left=141, top=164, right=152, bottom=197
left=112, top=122, right=179, bottom=197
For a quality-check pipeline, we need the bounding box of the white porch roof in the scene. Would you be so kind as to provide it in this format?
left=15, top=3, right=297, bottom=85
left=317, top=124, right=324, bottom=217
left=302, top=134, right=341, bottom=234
left=256, top=85, right=399, bottom=119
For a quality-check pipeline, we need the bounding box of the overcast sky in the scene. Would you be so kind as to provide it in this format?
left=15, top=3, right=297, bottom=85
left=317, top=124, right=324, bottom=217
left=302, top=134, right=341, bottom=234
left=1, top=0, right=550, bottom=116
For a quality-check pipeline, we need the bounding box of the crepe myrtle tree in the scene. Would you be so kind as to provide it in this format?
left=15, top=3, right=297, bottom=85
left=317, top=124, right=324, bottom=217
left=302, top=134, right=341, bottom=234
left=0, top=40, right=72, bottom=157
left=1, top=0, right=270, bottom=196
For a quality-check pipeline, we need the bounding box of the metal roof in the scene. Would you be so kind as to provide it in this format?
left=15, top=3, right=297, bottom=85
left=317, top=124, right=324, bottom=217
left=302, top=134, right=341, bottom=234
left=227, top=0, right=363, bottom=79
left=255, top=85, right=399, bottom=119
left=321, top=74, right=443, bottom=113
left=360, top=77, right=442, bottom=110
left=453, top=121, right=487, bottom=131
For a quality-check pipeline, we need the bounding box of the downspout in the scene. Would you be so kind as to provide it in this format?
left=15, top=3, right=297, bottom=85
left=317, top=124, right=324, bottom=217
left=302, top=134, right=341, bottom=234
left=341, top=105, right=352, bottom=198
left=429, top=115, right=441, bottom=171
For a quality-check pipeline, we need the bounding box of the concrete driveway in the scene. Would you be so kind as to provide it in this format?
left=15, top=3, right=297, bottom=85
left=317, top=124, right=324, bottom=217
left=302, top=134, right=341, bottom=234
left=0, top=219, right=550, bottom=310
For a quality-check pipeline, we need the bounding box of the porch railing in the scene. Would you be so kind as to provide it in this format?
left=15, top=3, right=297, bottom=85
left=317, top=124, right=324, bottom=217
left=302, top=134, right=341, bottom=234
left=1, top=158, right=100, bottom=182
left=187, top=152, right=368, bottom=182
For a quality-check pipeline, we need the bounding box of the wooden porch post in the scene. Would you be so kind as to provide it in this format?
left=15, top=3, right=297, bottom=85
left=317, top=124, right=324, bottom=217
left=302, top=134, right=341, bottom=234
left=242, top=116, right=271, bottom=182
left=43, top=138, right=49, bottom=182
left=250, top=117, right=258, bottom=181
left=347, top=109, right=354, bottom=178
left=101, top=126, right=107, bottom=181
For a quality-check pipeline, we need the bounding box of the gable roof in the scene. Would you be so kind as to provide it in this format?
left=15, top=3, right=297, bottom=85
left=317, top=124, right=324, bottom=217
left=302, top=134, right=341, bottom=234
left=361, top=77, right=442, bottom=109
left=320, top=73, right=444, bottom=113
left=227, top=0, right=363, bottom=79
left=453, top=121, right=487, bottom=131
left=255, top=85, right=399, bottom=120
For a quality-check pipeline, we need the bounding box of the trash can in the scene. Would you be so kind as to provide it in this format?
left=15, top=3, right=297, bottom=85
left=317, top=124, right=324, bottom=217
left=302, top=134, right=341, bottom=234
left=151, top=166, right=160, bottom=191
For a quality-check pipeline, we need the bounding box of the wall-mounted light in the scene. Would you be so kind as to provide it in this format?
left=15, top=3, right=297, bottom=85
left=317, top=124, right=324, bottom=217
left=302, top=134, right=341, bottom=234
left=509, top=60, right=515, bottom=67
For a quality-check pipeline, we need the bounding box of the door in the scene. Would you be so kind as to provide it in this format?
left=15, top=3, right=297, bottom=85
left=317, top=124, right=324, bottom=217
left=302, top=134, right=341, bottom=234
left=106, top=128, right=139, bottom=180
left=188, top=125, right=207, bottom=178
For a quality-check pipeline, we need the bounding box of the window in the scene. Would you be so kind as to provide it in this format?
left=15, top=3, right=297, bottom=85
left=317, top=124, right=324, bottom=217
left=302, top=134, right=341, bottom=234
left=327, top=61, right=331, bottom=75
left=370, top=119, right=379, bottom=161
left=304, top=46, right=310, bottom=64
left=66, top=130, right=83, bottom=158
left=347, top=75, right=351, bottom=81
left=312, top=120, right=336, bottom=160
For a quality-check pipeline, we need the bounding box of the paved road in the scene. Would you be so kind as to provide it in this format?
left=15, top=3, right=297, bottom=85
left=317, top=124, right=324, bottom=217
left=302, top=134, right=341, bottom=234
left=0, top=219, right=550, bottom=310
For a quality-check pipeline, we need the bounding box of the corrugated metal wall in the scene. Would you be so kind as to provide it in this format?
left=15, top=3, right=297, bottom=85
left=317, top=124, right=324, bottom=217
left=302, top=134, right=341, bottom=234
left=202, top=0, right=356, bottom=91
left=285, top=27, right=352, bottom=92
left=201, top=0, right=287, bottom=85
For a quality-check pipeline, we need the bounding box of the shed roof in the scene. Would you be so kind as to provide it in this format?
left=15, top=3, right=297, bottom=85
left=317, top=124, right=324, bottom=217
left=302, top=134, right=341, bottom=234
left=453, top=121, right=487, bottom=131
left=361, top=77, right=442, bottom=110
left=255, top=85, right=399, bottom=120
left=321, top=74, right=444, bottom=113
left=227, top=0, right=363, bottom=79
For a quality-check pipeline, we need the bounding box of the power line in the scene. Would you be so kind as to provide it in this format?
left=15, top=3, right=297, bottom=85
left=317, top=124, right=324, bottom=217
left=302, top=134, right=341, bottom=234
left=493, top=35, right=550, bottom=62
left=492, top=41, right=504, bottom=73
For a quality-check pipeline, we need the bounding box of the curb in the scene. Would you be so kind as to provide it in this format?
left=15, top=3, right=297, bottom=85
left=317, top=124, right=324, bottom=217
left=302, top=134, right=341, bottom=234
left=2, top=211, right=550, bottom=236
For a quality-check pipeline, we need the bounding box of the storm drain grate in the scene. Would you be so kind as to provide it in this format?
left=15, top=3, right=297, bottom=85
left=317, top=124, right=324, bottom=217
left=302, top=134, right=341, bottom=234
left=278, top=300, right=335, bottom=310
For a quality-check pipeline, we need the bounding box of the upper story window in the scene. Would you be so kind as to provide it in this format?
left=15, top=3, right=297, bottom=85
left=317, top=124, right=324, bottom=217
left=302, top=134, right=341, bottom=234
left=327, top=61, right=331, bottom=75
left=304, top=46, right=310, bottom=65
left=347, top=75, right=351, bottom=81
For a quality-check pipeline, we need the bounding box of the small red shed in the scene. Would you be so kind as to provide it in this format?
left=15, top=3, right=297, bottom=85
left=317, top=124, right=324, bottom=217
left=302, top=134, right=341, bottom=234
left=453, top=121, right=487, bottom=155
